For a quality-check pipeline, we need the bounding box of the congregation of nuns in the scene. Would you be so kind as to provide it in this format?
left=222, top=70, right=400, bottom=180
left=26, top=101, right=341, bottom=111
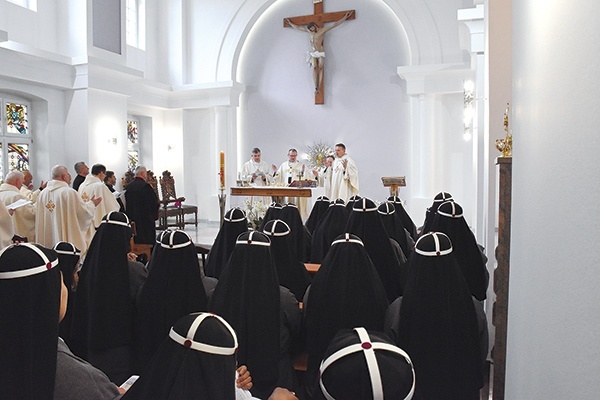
left=1, top=165, right=492, bottom=400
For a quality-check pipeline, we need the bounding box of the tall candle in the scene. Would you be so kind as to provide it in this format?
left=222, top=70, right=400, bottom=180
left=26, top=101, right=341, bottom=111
left=219, top=151, right=225, bottom=189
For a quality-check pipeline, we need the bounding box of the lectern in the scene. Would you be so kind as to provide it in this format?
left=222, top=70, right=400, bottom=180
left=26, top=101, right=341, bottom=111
left=381, top=176, right=406, bottom=197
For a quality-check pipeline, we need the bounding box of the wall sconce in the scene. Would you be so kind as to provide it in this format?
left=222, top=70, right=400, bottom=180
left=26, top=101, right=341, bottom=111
left=108, top=137, right=117, bottom=145
left=167, top=144, right=174, bottom=151
left=463, top=80, right=475, bottom=141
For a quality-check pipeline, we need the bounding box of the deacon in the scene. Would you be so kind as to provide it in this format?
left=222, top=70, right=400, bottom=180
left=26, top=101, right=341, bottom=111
left=330, top=143, right=359, bottom=202
left=0, top=171, right=36, bottom=242
left=35, top=165, right=101, bottom=253
left=78, top=163, right=121, bottom=240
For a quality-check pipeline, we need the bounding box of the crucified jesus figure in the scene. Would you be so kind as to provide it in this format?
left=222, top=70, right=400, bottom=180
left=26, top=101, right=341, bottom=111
left=285, top=10, right=354, bottom=93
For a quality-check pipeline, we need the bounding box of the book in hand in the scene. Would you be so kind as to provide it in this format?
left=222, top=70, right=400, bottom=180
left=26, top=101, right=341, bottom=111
left=7, top=198, right=32, bottom=210
left=120, top=375, right=139, bottom=391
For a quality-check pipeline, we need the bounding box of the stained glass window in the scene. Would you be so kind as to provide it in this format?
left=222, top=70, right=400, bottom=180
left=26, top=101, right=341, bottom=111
left=6, top=102, right=29, bottom=135
left=128, top=151, right=139, bottom=171
left=2, top=96, right=32, bottom=179
left=127, top=120, right=138, bottom=144
left=127, top=117, right=141, bottom=171
left=8, top=143, right=29, bottom=171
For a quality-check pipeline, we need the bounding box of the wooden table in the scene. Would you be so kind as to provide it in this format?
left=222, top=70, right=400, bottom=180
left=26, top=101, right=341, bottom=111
left=230, top=187, right=312, bottom=198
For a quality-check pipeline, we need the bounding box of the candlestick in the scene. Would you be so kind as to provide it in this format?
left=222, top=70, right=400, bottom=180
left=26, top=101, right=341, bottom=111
left=219, top=151, right=225, bottom=189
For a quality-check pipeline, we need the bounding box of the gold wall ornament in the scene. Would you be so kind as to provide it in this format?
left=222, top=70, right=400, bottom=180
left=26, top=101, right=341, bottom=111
left=495, top=103, right=512, bottom=157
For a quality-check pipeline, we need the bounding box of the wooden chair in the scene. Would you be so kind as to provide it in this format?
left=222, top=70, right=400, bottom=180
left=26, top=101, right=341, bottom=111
left=159, top=170, right=198, bottom=228
left=129, top=221, right=152, bottom=262
left=122, top=170, right=135, bottom=189
left=145, top=170, right=180, bottom=229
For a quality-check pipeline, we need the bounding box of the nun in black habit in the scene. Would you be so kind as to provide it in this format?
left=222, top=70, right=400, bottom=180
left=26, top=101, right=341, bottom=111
left=384, top=232, right=485, bottom=400
left=427, top=200, right=489, bottom=301
left=70, top=211, right=147, bottom=384
left=345, top=194, right=362, bottom=212
left=318, top=328, right=416, bottom=400
left=124, top=312, right=240, bottom=399
left=279, top=203, right=311, bottom=262
left=53, top=241, right=81, bottom=346
left=303, top=233, right=389, bottom=400
left=134, top=229, right=209, bottom=372
left=0, top=243, right=62, bottom=400
left=310, top=198, right=349, bottom=263
left=305, top=195, right=330, bottom=234
left=123, top=312, right=298, bottom=400
left=259, top=201, right=283, bottom=231
left=204, top=207, right=248, bottom=279
left=344, top=197, right=406, bottom=302
left=377, top=201, right=414, bottom=259
left=209, top=231, right=301, bottom=399
left=263, top=219, right=311, bottom=302
left=387, top=195, right=418, bottom=241
left=0, top=243, right=123, bottom=400
left=419, top=191, right=453, bottom=236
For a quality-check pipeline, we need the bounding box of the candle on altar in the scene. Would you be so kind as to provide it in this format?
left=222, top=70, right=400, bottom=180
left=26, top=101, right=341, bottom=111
left=219, top=151, right=225, bottom=189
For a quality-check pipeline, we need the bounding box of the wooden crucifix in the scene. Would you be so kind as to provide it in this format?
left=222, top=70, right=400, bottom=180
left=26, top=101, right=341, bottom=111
left=284, top=0, right=355, bottom=105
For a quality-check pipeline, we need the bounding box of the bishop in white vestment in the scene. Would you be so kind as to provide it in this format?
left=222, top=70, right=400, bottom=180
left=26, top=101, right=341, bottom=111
left=36, top=165, right=100, bottom=253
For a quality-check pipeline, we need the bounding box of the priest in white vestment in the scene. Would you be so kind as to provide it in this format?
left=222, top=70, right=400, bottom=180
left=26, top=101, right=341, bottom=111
left=19, top=170, right=45, bottom=203
left=0, top=171, right=36, bottom=242
left=240, top=147, right=275, bottom=206
left=274, top=148, right=310, bottom=221
left=78, top=164, right=120, bottom=242
left=0, top=200, right=14, bottom=248
left=330, top=143, right=359, bottom=203
left=313, top=154, right=335, bottom=200
left=36, top=165, right=101, bottom=253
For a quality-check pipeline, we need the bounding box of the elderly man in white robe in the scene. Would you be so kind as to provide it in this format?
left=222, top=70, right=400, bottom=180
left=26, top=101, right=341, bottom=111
left=36, top=165, right=102, bottom=253
left=78, top=163, right=120, bottom=242
left=330, top=143, right=359, bottom=203
left=0, top=171, right=36, bottom=242
left=19, top=170, right=46, bottom=203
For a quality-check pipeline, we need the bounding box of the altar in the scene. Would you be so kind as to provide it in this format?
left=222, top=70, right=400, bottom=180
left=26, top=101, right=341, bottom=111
left=230, top=186, right=312, bottom=198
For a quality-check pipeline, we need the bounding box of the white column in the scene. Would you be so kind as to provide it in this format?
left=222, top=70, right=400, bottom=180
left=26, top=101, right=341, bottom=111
left=507, top=1, right=600, bottom=398
left=417, top=94, right=437, bottom=200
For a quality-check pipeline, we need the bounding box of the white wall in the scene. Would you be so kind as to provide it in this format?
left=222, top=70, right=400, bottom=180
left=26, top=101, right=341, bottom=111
left=507, top=1, right=600, bottom=398
left=238, top=0, right=411, bottom=203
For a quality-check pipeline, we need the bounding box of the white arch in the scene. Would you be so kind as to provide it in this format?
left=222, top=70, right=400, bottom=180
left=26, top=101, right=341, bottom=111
left=213, top=0, right=444, bottom=82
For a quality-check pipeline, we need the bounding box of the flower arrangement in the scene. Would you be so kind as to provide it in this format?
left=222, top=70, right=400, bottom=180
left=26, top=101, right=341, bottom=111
left=244, top=199, right=267, bottom=229
left=306, top=141, right=334, bottom=170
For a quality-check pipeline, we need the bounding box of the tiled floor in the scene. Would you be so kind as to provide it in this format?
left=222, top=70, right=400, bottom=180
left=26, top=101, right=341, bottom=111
left=182, top=219, right=221, bottom=247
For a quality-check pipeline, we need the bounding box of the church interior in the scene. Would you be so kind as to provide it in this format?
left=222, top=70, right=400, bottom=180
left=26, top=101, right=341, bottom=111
left=1, top=0, right=599, bottom=398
